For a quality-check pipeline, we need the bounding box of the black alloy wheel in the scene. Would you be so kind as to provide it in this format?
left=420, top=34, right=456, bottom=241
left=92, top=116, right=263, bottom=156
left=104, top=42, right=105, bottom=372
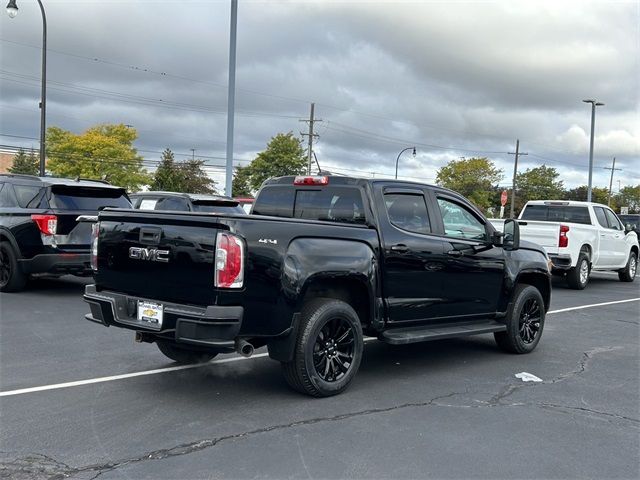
left=0, top=241, right=27, bottom=292
left=312, top=317, right=356, bottom=382
left=0, top=246, right=10, bottom=287
left=518, top=298, right=542, bottom=344
left=494, top=284, right=545, bottom=354
left=282, top=298, right=364, bottom=397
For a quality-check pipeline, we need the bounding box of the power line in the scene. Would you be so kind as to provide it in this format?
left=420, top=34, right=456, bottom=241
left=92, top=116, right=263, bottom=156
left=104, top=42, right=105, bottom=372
left=0, top=69, right=302, bottom=119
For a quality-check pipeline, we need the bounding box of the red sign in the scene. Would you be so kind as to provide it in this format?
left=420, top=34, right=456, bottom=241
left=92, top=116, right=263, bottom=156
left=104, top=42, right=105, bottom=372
left=500, top=190, right=508, bottom=206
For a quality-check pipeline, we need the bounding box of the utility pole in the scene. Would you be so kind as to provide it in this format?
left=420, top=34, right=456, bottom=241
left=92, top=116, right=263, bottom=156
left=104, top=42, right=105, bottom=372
left=190, top=148, right=196, bottom=161
left=224, top=0, right=238, bottom=197
left=583, top=99, right=604, bottom=202
left=300, top=103, right=321, bottom=174
left=508, top=139, right=528, bottom=218
left=604, top=157, right=622, bottom=206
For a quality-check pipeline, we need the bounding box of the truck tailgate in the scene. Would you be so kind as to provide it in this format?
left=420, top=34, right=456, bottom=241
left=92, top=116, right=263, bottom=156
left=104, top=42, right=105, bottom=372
left=517, top=220, right=560, bottom=251
left=95, top=209, right=225, bottom=306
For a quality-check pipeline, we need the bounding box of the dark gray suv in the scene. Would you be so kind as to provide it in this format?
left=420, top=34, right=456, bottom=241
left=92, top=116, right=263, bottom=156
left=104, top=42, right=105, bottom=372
left=0, top=174, right=131, bottom=292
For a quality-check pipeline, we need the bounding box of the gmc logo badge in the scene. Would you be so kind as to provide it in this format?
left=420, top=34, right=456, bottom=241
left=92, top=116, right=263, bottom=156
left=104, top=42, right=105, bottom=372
left=129, top=247, right=170, bottom=263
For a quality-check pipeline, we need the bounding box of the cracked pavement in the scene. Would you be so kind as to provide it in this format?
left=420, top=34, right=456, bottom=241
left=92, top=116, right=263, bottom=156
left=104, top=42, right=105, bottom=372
left=1, top=273, right=638, bottom=479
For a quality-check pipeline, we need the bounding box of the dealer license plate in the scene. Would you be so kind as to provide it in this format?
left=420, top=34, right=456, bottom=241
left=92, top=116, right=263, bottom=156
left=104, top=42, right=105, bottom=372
left=137, top=301, right=163, bottom=329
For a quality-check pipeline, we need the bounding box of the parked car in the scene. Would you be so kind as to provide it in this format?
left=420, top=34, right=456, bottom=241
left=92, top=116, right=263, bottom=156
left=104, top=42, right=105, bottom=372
left=619, top=213, right=639, bottom=234
left=491, top=200, right=638, bottom=289
left=0, top=174, right=131, bottom=292
left=84, top=175, right=551, bottom=397
left=130, top=191, right=245, bottom=215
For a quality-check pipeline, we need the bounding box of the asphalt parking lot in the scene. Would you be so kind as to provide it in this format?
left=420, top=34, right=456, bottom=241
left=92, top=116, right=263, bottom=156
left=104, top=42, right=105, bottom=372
left=1, top=273, right=638, bottom=480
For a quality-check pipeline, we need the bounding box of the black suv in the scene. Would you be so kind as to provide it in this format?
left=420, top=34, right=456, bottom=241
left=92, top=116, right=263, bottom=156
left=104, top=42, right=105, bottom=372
left=129, top=191, right=245, bottom=215
left=0, top=174, right=131, bottom=291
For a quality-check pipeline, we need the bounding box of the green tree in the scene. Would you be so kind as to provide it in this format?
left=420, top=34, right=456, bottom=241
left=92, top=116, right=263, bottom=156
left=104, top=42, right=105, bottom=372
left=244, top=132, right=307, bottom=191
left=46, top=124, right=150, bottom=191
left=151, top=148, right=180, bottom=191
left=232, top=165, right=253, bottom=197
left=564, top=185, right=614, bottom=207
left=435, top=157, right=503, bottom=211
left=8, top=148, right=38, bottom=175
left=175, top=159, right=217, bottom=194
left=614, top=185, right=640, bottom=213
left=513, top=165, right=565, bottom=214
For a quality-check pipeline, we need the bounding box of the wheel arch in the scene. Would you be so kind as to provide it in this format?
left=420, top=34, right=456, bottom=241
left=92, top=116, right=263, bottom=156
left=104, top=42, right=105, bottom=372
left=0, top=228, right=21, bottom=257
left=514, top=270, right=551, bottom=312
left=579, top=243, right=593, bottom=264
left=297, top=275, right=374, bottom=328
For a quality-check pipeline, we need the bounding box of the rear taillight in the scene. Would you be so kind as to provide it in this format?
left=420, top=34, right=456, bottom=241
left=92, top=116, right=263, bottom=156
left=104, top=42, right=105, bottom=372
left=559, top=224, right=569, bottom=248
left=90, top=222, right=100, bottom=271
left=31, top=214, right=57, bottom=235
left=293, top=175, right=329, bottom=186
left=214, top=232, right=244, bottom=288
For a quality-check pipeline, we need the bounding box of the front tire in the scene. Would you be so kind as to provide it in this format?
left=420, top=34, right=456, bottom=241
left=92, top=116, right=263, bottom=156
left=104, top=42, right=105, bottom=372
left=618, top=251, right=637, bottom=282
left=495, top=284, right=545, bottom=354
left=282, top=298, right=364, bottom=397
left=156, top=339, right=217, bottom=364
left=0, top=241, right=27, bottom=293
left=566, top=253, right=590, bottom=290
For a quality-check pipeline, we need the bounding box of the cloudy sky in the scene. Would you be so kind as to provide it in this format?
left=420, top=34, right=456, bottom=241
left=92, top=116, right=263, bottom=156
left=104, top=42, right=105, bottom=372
left=1, top=0, right=638, bottom=193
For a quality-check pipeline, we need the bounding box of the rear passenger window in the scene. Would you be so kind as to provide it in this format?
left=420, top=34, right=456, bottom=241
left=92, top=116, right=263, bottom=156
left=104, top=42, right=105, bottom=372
left=384, top=193, right=431, bottom=234
left=0, top=183, right=16, bottom=207
left=437, top=198, right=487, bottom=241
left=594, top=207, right=608, bottom=228
left=12, top=185, right=42, bottom=208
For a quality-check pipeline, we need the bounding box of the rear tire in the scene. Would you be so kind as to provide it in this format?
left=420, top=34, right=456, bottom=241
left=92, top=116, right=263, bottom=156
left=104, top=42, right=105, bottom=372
left=281, top=298, right=364, bottom=397
left=495, top=284, right=545, bottom=354
left=156, top=339, right=217, bottom=364
left=0, top=241, right=27, bottom=293
left=566, top=253, right=590, bottom=290
left=618, top=251, right=637, bottom=282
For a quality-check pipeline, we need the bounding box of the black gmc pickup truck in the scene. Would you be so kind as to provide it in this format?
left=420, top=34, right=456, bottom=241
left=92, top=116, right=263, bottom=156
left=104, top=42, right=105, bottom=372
left=84, top=175, right=551, bottom=396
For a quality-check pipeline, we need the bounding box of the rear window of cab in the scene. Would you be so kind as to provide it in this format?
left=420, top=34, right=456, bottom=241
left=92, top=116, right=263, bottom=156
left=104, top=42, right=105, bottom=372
left=253, top=186, right=366, bottom=224
left=520, top=205, right=591, bottom=225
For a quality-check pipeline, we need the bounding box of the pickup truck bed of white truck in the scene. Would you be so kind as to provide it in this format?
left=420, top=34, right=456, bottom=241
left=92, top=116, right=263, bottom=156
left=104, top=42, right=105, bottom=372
left=491, top=200, right=638, bottom=289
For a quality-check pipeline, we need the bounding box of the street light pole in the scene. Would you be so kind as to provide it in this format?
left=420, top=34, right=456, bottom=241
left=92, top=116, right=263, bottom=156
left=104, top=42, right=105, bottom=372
left=224, top=0, right=238, bottom=197
left=582, top=99, right=604, bottom=202
left=6, top=0, right=47, bottom=176
left=395, top=146, right=416, bottom=179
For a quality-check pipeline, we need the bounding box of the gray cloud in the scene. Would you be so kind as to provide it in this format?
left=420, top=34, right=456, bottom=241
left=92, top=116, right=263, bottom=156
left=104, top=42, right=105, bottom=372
left=0, top=0, right=638, bottom=191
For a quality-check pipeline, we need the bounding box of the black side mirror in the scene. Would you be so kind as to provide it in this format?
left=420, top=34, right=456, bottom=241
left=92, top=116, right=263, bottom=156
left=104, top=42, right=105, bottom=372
left=625, top=223, right=636, bottom=233
left=503, top=219, right=520, bottom=251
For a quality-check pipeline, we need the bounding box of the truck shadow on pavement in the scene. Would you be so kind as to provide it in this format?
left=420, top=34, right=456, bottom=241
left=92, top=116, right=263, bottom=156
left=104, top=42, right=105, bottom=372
left=140, top=336, right=506, bottom=402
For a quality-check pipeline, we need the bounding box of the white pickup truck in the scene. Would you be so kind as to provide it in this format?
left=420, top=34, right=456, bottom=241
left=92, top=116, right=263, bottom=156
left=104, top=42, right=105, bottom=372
left=492, top=200, right=638, bottom=289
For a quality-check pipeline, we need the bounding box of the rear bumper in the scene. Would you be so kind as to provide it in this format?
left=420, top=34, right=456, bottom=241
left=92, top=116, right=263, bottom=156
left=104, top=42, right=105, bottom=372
left=83, top=285, right=243, bottom=351
left=18, top=253, right=92, bottom=276
left=548, top=254, right=573, bottom=271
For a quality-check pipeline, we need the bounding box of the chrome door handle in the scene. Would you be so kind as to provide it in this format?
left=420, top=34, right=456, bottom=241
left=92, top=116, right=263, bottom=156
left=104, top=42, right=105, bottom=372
left=447, top=250, right=463, bottom=257
left=391, top=244, right=409, bottom=253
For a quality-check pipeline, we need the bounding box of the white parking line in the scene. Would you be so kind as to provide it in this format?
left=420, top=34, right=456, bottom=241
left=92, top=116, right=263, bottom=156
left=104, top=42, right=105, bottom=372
left=548, top=297, right=640, bottom=314
left=1, top=298, right=638, bottom=398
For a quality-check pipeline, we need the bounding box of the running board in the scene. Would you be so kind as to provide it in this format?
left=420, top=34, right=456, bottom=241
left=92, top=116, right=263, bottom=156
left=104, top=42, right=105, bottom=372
left=380, top=320, right=507, bottom=345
